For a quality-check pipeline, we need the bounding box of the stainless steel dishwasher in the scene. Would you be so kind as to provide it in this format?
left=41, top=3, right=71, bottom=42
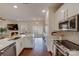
left=0, top=42, right=16, bottom=56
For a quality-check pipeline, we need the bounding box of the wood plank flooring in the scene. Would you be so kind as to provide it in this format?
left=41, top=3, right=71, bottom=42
left=19, top=38, right=51, bottom=56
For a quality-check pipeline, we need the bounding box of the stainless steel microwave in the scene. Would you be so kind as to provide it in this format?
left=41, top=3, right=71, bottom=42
left=59, top=15, right=79, bottom=31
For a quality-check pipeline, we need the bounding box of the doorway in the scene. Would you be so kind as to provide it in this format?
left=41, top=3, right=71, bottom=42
left=32, top=25, right=43, bottom=38
left=32, top=22, right=47, bottom=50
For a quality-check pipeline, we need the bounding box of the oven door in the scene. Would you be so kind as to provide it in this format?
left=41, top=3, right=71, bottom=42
left=56, top=46, right=69, bottom=56
left=69, top=16, right=77, bottom=31
left=56, top=48, right=64, bottom=56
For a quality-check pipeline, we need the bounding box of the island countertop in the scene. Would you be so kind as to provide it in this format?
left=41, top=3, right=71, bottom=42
left=0, top=34, right=26, bottom=50
left=0, top=39, right=15, bottom=50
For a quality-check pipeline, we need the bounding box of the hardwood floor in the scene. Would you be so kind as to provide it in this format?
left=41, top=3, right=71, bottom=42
left=19, top=38, right=51, bottom=56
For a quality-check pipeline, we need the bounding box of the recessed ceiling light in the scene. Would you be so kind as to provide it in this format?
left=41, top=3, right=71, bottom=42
left=13, top=5, right=18, bottom=8
left=42, top=10, right=46, bottom=13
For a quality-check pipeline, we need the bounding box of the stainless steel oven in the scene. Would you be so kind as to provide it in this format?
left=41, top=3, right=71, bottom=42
left=56, top=46, right=69, bottom=56
left=56, top=48, right=64, bottom=56
left=54, top=41, right=69, bottom=56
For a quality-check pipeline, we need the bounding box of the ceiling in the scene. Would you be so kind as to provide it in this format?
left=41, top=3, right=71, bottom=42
left=0, top=3, right=60, bottom=21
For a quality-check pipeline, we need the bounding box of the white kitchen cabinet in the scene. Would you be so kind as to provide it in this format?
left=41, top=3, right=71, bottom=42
left=67, top=4, right=79, bottom=18
left=67, top=4, right=78, bottom=18
left=54, top=4, right=79, bottom=31
left=13, top=34, right=33, bottom=56
left=24, top=36, right=34, bottom=48
left=55, top=4, right=68, bottom=22
left=58, top=4, right=79, bottom=20
left=21, top=37, right=25, bottom=49
left=54, top=4, right=68, bottom=31
left=15, top=38, right=24, bottom=56
left=15, top=39, right=20, bottom=56
left=59, top=4, right=79, bottom=18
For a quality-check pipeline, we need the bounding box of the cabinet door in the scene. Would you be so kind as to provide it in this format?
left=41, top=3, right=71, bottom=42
left=15, top=39, right=20, bottom=55
left=22, top=38, right=24, bottom=49
left=59, top=4, right=68, bottom=21
left=24, top=37, right=33, bottom=48
left=67, top=4, right=79, bottom=18
left=15, top=38, right=23, bottom=56
left=19, top=39, right=23, bottom=51
left=55, top=4, right=68, bottom=30
left=68, top=4, right=75, bottom=17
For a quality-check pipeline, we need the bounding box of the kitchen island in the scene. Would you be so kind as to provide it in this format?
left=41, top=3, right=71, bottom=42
left=0, top=39, right=16, bottom=56
left=0, top=34, right=26, bottom=56
left=0, top=34, right=34, bottom=56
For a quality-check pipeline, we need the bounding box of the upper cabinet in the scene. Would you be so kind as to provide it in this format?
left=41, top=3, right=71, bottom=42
left=55, top=4, right=68, bottom=30
left=67, top=4, right=79, bottom=18
left=55, top=4, right=68, bottom=22
left=59, top=3, right=79, bottom=19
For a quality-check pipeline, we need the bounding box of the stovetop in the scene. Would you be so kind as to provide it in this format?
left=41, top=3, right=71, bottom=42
left=54, top=40, right=79, bottom=51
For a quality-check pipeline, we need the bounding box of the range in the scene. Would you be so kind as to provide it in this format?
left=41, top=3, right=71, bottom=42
left=54, top=40, right=79, bottom=56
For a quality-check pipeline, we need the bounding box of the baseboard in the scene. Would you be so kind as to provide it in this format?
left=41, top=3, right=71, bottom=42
left=18, top=48, right=33, bottom=56
left=23, top=48, right=33, bottom=50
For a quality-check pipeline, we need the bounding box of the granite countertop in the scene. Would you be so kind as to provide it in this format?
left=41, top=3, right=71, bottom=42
left=0, top=34, right=26, bottom=50
left=0, top=39, right=15, bottom=50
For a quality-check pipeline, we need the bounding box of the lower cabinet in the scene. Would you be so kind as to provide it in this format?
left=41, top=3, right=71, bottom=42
left=15, top=38, right=24, bottom=56
left=24, top=37, right=34, bottom=48
left=15, top=36, right=33, bottom=56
